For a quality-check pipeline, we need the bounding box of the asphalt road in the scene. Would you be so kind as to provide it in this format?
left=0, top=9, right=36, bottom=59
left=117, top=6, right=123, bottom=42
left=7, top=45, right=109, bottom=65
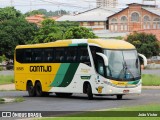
left=0, top=90, right=160, bottom=111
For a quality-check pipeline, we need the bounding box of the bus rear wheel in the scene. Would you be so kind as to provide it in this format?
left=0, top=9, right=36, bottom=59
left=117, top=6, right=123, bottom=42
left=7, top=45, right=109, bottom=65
left=87, top=84, right=93, bottom=100
left=27, top=81, right=35, bottom=97
left=35, top=82, right=43, bottom=97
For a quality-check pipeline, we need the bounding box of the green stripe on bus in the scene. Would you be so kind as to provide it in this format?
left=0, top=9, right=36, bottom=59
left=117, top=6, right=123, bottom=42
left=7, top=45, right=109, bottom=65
left=128, top=80, right=140, bottom=85
left=59, top=63, right=79, bottom=87
left=50, top=63, right=70, bottom=87
left=69, top=44, right=78, bottom=46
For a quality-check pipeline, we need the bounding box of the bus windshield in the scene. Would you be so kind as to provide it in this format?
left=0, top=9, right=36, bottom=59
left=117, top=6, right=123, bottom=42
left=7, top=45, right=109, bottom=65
left=104, top=49, right=140, bottom=81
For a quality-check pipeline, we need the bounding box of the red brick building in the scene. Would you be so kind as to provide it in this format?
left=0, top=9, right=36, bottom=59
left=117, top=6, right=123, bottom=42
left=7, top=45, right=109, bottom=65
left=108, top=3, right=160, bottom=32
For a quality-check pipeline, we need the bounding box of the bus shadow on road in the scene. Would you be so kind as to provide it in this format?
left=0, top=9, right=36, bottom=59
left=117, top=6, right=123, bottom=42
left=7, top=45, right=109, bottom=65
left=23, top=94, right=134, bottom=101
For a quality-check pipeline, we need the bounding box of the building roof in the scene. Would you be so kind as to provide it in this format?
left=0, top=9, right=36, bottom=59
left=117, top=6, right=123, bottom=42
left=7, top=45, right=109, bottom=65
left=56, top=7, right=122, bottom=22
left=143, top=7, right=160, bottom=17
left=26, top=14, right=45, bottom=25
left=108, top=3, right=160, bottom=18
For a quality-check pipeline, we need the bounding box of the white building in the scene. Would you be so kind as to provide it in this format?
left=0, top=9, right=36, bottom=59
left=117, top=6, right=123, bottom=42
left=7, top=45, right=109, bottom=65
left=56, top=7, right=121, bottom=30
left=96, top=0, right=118, bottom=8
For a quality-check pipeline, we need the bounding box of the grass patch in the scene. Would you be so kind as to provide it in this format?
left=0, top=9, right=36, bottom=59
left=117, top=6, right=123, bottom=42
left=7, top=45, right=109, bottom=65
left=111, top=104, right=160, bottom=111
left=0, top=75, right=14, bottom=85
left=14, top=97, right=25, bottom=103
left=39, top=118, right=160, bottom=120
left=142, top=74, right=160, bottom=86
left=38, top=104, right=160, bottom=120
left=0, top=98, right=5, bottom=104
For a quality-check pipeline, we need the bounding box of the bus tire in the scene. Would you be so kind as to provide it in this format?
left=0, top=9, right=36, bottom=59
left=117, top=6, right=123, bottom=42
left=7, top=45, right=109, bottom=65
left=27, top=81, right=35, bottom=97
left=35, top=82, right=43, bottom=97
left=117, top=95, right=123, bottom=100
left=87, top=84, right=93, bottom=100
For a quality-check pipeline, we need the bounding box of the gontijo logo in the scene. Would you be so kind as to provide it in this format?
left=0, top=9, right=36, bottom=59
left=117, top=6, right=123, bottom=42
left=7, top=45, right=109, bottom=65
left=30, top=66, right=52, bottom=72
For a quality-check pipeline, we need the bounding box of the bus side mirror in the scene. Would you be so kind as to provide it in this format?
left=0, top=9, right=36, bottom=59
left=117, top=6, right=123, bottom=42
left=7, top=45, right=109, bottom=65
left=138, top=53, right=147, bottom=67
left=96, top=52, right=108, bottom=66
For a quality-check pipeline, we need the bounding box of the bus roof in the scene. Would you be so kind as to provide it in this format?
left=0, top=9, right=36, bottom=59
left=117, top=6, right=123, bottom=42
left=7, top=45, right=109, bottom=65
left=16, top=39, right=135, bottom=49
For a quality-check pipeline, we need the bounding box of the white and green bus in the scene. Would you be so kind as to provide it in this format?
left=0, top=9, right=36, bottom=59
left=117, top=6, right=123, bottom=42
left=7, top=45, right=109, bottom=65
left=15, top=39, right=147, bottom=100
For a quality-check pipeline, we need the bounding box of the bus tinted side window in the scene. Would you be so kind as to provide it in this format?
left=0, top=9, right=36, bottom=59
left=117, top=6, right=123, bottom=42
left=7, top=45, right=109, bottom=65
left=55, top=48, right=65, bottom=62
left=78, top=47, right=91, bottom=66
left=24, top=49, right=32, bottom=63
left=44, top=48, right=54, bottom=62
left=66, top=47, right=77, bottom=63
left=32, top=49, right=43, bottom=63
left=16, top=49, right=24, bottom=63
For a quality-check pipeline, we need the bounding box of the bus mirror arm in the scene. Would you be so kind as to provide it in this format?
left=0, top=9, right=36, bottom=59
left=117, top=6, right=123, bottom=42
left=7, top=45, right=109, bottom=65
left=96, top=52, right=108, bottom=66
left=138, top=53, right=147, bottom=67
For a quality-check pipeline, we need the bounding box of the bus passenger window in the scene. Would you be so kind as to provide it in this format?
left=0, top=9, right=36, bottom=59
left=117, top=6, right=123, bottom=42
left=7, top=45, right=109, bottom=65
left=55, top=48, right=65, bottom=62
left=16, top=49, right=24, bottom=63
left=66, top=47, right=77, bottom=63
left=32, top=49, right=42, bottom=63
left=44, top=49, right=54, bottom=62
left=25, top=49, right=32, bottom=63
left=79, top=47, right=91, bottom=66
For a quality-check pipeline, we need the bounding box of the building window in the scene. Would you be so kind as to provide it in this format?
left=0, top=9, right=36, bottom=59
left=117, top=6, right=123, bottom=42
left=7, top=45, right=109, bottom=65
left=110, top=18, right=118, bottom=32
left=153, top=18, right=160, bottom=29
left=158, top=22, right=160, bottom=29
left=83, top=22, right=88, bottom=26
left=143, top=15, right=151, bottom=29
left=131, top=12, right=140, bottom=22
left=120, top=16, right=127, bottom=31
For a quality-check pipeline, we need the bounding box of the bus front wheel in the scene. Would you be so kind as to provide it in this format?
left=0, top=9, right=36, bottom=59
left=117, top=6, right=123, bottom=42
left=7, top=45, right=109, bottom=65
left=27, top=81, right=35, bottom=97
left=87, top=84, right=93, bottom=100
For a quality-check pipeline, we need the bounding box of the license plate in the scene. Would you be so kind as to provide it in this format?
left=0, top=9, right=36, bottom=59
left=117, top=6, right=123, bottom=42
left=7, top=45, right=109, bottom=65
left=123, top=90, right=129, bottom=93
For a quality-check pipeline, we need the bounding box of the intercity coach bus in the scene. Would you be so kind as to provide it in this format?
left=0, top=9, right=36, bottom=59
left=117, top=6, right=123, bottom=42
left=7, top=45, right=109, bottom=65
left=14, top=39, right=147, bottom=100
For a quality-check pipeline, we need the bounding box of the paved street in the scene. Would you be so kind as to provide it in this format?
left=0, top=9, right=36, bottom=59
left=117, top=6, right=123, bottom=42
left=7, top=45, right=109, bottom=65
left=0, top=90, right=160, bottom=111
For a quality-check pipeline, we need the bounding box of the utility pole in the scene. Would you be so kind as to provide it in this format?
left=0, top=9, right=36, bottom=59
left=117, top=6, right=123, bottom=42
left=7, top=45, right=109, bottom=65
left=10, top=0, right=13, bottom=6
left=30, top=0, right=32, bottom=12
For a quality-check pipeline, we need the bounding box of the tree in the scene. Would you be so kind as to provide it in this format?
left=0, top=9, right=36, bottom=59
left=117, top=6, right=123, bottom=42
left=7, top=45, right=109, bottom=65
left=32, top=19, right=79, bottom=43
left=0, top=7, right=22, bottom=21
left=0, top=7, right=38, bottom=58
left=25, top=9, right=69, bottom=17
left=65, top=27, right=97, bottom=39
left=32, top=19, right=63, bottom=43
left=25, top=10, right=43, bottom=17
left=126, top=32, right=160, bottom=58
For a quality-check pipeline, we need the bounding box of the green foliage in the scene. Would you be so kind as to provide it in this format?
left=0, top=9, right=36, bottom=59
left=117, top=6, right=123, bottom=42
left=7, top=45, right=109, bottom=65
left=0, top=7, right=22, bottom=21
left=126, top=32, right=160, bottom=58
left=0, top=7, right=38, bottom=58
left=0, top=98, right=5, bottom=104
left=0, top=75, right=14, bottom=85
left=114, top=36, right=124, bottom=40
left=25, top=10, right=43, bottom=17
left=0, top=55, right=7, bottom=63
left=32, top=19, right=92, bottom=43
left=25, top=9, right=69, bottom=17
left=65, top=27, right=98, bottom=39
left=142, top=74, right=160, bottom=86
left=32, top=19, right=63, bottom=43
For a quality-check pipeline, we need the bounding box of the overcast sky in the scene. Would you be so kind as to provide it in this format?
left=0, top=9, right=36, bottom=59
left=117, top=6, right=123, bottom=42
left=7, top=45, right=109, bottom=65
left=0, top=0, right=159, bottom=13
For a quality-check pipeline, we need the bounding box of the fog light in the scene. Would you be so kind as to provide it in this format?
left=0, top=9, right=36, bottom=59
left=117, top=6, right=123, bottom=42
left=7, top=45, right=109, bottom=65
left=109, top=89, right=112, bottom=92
